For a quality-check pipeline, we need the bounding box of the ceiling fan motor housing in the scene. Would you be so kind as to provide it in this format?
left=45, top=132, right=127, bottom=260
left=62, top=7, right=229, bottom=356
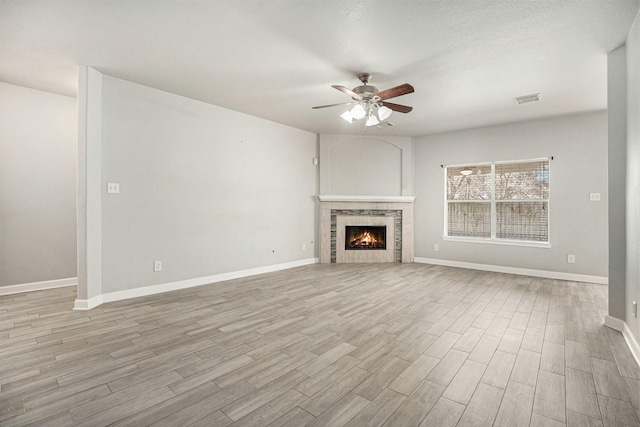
left=353, top=73, right=378, bottom=100
left=353, top=85, right=379, bottom=100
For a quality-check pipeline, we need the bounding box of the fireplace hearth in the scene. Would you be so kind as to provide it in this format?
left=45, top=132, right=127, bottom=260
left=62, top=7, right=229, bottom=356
left=345, top=226, right=386, bottom=250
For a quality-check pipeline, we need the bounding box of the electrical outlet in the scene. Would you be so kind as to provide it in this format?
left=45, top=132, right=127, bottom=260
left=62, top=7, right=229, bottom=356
left=107, top=183, right=120, bottom=194
left=154, top=261, right=162, bottom=272
left=567, top=254, right=575, bottom=264
left=434, top=244, right=439, bottom=251
left=633, top=301, right=638, bottom=319
left=302, top=243, right=306, bottom=251
left=589, top=193, right=601, bottom=202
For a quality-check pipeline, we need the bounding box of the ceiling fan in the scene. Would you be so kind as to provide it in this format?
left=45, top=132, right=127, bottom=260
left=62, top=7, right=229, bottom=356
left=312, top=73, right=414, bottom=127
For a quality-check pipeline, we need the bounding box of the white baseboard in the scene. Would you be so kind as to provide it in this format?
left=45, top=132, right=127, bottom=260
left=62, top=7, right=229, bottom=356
left=0, top=277, right=77, bottom=296
left=413, top=257, right=608, bottom=285
left=605, top=315, right=640, bottom=368
left=73, top=258, right=318, bottom=310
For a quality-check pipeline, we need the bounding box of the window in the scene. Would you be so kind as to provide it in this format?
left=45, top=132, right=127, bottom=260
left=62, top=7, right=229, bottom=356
left=445, top=159, right=550, bottom=244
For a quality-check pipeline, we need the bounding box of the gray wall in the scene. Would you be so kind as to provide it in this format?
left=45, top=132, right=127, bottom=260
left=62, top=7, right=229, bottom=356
left=608, top=46, right=628, bottom=319
left=625, top=12, right=640, bottom=347
left=319, top=134, right=413, bottom=196
left=97, top=74, right=318, bottom=293
left=0, top=83, right=77, bottom=287
left=414, top=112, right=609, bottom=277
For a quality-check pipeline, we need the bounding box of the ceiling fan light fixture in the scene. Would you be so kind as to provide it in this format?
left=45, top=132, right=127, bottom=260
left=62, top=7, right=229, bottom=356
left=315, top=74, right=414, bottom=129
left=378, top=105, right=392, bottom=121
left=351, top=104, right=366, bottom=120
left=460, top=167, right=473, bottom=176
left=365, top=114, right=379, bottom=127
left=340, top=110, right=354, bottom=123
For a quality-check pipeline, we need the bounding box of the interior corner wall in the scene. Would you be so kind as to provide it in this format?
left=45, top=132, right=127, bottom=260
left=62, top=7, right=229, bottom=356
left=97, top=74, right=317, bottom=294
left=625, top=11, right=640, bottom=346
left=0, top=82, right=77, bottom=288
left=319, top=134, right=413, bottom=196
left=413, top=112, right=609, bottom=278
left=608, top=45, right=627, bottom=320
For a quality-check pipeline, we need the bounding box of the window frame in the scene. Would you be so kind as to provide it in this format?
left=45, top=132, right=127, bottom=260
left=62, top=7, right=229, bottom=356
left=442, top=158, right=551, bottom=248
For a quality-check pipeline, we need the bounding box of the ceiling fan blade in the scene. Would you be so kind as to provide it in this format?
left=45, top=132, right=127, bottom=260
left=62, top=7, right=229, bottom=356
left=377, top=83, right=414, bottom=100
left=332, top=85, right=362, bottom=100
left=381, top=101, right=413, bottom=113
left=312, top=101, right=357, bottom=109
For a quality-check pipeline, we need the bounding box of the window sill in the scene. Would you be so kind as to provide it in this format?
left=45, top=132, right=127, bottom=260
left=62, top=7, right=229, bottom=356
left=442, top=236, right=552, bottom=248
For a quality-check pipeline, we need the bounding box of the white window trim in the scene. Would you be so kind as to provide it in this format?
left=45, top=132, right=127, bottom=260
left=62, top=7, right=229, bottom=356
left=441, top=235, right=552, bottom=248
left=443, top=157, right=551, bottom=248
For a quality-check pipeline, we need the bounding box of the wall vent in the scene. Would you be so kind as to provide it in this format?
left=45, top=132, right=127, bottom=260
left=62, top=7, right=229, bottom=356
left=515, top=93, right=541, bottom=104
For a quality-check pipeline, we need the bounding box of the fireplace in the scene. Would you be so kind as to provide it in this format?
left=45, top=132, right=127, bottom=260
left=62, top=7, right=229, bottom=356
left=318, top=195, right=415, bottom=263
left=345, top=226, right=386, bottom=250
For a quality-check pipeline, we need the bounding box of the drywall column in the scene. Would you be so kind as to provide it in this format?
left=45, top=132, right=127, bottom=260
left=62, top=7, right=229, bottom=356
left=625, top=13, right=640, bottom=346
left=608, top=45, right=627, bottom=320
left=75, top=66, right=103, bottom=308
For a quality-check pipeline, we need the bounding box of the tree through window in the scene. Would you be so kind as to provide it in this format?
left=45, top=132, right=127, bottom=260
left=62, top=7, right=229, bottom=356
left=446, top=159, right=549, bottom=242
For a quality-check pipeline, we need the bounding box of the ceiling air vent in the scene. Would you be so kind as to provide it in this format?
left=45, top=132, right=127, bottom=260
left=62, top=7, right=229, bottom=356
left=514, top=93, right=541, bottom=104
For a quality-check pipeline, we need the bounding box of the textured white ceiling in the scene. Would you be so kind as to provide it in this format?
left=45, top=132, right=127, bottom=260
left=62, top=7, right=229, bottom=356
left=1, top=0, right=638, bottom=137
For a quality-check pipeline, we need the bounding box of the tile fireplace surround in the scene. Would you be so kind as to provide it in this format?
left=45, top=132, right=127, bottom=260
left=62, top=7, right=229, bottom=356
left=318, top=195, right=415, bottom=263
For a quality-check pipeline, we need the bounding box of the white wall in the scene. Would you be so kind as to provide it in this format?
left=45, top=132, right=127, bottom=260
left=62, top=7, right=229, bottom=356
left=85, top=72, right=317, bottom=295
left=414, top=112, right=608, bottom=279
left=0, top=83, right=77, bottom=288
left=319, top=134, right=413, bottom=196
left=624, top=12, right=640, bottom=349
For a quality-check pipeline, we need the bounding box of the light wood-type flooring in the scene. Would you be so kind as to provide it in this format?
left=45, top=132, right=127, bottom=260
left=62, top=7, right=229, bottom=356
left=1, top=263, right=639, bottom=426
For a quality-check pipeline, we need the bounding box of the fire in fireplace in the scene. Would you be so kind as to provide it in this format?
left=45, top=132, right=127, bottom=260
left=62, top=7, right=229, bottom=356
left=345, top=226, right=387, bottom=250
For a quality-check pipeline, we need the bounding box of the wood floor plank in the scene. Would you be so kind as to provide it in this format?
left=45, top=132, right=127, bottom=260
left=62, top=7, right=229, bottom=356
left=566, top=410, right=604, bottom=427
left=533, top=370, right=567, bottom=423
left=468, top=334, right=501, bottom=364
left=299, top=367, right=369, bottom=417
left=452, top=326, right=484, bottom=353
left=541, top=341, right=565, bottom=375
left=597, top=394, right=640, bottom=427
left=494, top=380, right=535, bottom=427
left=382, top=380, right=444, bottom=427
left=566, top=340, right=592, bottom=373
left=522, top=326, right=546, bottom=352
left=425, top=349, right=469, bottom=386
left=424, top=331, right=461, bottom=359
left=441, top=359, right=487, bottom=405
left=482, top=350, right=517, bottom=389
left=345, top=388, right=406, bottom=427
left=591, top=357, right=632, bottom=402
left=418, top=397, right=465, bottom=427
left=511, top=348, right=542, bottom=387
left=353, top=356, right=410, bottom=400
left=388, top=354, right=439, bottom=396
left=0, top=264, right=637, bottom=427
left=456, top=382, right=504, bottom=427
left=268, top=407, right=315, bottom=427
left=566, top=368, right=601, bottom=420
left=221, top=369, right=307, bottom=421
left=307, top=392, right=370, bottom=427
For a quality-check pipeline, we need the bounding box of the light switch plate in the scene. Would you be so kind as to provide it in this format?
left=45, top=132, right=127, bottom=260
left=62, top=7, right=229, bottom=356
left=107, top=183, right=120, bottom=194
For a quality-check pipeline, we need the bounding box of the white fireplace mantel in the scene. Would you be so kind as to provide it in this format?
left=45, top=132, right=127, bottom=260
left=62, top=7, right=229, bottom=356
left=318, top=195, right=416, bottom=203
